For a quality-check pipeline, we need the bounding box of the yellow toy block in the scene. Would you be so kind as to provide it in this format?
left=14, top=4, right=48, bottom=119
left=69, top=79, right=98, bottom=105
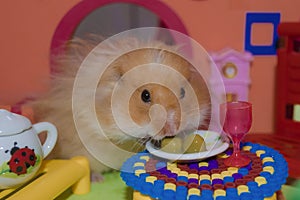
left=0, top=156, right=90, bottom=199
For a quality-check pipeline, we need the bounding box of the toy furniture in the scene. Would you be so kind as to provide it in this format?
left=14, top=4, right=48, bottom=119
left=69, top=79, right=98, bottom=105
left=275, top=22, right=300, bottom=136
left=0, top=156, right=90, bottom=199
left=121, top=143, right=288, bottom=200
left=210, top=48, right=253, bottom=102
left=245, top=22, right=300, bottom=179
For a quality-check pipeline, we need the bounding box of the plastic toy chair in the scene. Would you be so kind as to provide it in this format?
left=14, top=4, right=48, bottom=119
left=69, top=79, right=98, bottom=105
left=245, top=22, right=300, bottom=179
left=0, top=156, right=90, bottom=200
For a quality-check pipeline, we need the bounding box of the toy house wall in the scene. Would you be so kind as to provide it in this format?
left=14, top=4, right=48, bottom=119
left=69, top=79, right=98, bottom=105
left=1, top=0, right=300, bottom=133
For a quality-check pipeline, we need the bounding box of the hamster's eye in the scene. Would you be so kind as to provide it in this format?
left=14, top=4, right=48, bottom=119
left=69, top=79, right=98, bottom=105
left=141, top=89, right=151, bottom=103
left=180, top=88, right=185, bottom=99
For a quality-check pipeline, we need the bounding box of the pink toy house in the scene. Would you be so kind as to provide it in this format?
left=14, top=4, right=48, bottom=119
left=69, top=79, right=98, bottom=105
left=210, top=48, right=253, bottom=102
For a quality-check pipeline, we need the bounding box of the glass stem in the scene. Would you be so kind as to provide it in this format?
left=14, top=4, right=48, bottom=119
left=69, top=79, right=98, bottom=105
left=232, top=136, right=242, bottom=157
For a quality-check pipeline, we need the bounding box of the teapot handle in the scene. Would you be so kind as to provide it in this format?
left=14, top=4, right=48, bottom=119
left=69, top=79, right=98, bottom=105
left=33, top=122, right=58, bottom=158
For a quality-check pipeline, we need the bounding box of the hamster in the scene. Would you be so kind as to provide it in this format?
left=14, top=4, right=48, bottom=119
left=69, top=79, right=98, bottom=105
left=28, top=35, right=211, bottom=179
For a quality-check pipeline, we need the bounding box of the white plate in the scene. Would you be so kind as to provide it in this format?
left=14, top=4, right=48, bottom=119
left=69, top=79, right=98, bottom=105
left=146, top=130, right=229, bottom=162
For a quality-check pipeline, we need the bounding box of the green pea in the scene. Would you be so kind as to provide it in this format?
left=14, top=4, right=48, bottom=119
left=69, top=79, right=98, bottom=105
left=161, top=137, right=183, bottom=154
left=183, top=134, right=206, bottom=153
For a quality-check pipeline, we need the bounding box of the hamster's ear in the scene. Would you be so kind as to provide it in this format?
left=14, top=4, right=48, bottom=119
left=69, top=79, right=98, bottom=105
left=107, top=61, right=127, bottom=82
left=95, top=62, right=124, bottom=91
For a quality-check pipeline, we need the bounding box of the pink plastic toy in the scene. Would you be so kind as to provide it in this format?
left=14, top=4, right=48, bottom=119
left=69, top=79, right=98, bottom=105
left=210, top=48, right=253, bottom=102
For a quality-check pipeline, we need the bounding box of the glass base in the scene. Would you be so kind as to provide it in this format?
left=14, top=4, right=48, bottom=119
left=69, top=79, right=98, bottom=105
left=224, top=154, right=251, bottom=167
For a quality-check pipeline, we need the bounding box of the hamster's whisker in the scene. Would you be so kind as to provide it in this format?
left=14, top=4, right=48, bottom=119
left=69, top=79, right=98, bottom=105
left=112, top=137, right=127, bottom=145
left=128, top=136, right=149, bottom=151
left=137, top=135, right=150, bottom=144
left=111, top=135, right=147, bottom=152
left=135, top=137, right=147, bottom=146
left=185, top=106, right=211, bottom=116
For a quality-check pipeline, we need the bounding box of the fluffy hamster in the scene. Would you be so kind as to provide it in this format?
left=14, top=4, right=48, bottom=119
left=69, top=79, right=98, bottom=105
left=28, top=35, right=211, bottom=178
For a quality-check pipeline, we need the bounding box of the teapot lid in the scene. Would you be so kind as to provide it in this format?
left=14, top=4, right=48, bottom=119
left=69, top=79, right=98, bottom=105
left=0, top=109, right=32, bottom=136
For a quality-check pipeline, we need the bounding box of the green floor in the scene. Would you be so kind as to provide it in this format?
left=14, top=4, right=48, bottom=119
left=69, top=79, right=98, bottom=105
left=283, top=181, right=300, bottom=200
left=56, top=171, right=300, bottom=200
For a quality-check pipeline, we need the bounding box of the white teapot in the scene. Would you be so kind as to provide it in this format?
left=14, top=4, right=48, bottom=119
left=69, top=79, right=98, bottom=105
left=0, top=109, right=57, bottom=189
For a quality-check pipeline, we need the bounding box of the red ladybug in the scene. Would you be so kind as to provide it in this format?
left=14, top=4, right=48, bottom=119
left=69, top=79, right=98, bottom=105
left=5, top=142, right=37, bottom=175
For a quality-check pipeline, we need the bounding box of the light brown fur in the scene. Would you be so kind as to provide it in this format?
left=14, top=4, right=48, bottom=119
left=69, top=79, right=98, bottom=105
left=28, top=36, right=211, bottom=176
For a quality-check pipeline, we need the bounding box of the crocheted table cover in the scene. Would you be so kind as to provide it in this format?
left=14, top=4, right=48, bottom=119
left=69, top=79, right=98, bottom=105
left=120, top=142, right=288, bottom=200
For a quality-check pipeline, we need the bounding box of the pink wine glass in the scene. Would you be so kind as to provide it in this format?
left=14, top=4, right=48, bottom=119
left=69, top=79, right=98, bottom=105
left=220, top=101, right=252, bottom=167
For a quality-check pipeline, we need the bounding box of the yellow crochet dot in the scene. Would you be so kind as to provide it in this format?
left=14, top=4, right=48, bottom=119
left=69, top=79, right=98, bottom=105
left=242, top=146, right=252, bottom=151
left=133, top=191, right=151, bottom=200
left=237, top=185, right=249, bottom=195
left=188, top=188, right=201, bottom=196
left=167, top=163, right=177, bottom=170
left=188, top=173, right=199, bottom=179
left=146, top=176, right=157, bottom=184
left=227, top=167, right=238, bottom=174
left=199, top=174, right=211, bottom=181
left=262, top=157, right=275, bottom=163
left=171, top=167, right=181, bottom=174
left=256, top=150, right=266, bottom=157
left=264, top=193, right=277, bottom=200
left=255, top=176, right=267, bottom=186
left=211, top=173, right=222, bottom=180
left=164, top=183, right=176, bottom=191
left=214, top=189, right=226, bottom=197
left=134, top=162, right=145, bottom=167
left=221, top=171, right=232, bottom=178
left=263, top=166, right=274, bottom=174
left=198, top=162, right=209, bottom=167
left=135, top=169, right=146, bottom=176
left=178, top=171, right=189, bottom=177
left=140, top=156, right=150, bottom=161
left=217, top=153, right=229, bottom=158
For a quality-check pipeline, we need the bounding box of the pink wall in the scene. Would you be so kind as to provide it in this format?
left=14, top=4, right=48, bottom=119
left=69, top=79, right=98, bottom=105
left=1, top=0, right=300, bottom=133
left=0, top=0, right=79, bottom=104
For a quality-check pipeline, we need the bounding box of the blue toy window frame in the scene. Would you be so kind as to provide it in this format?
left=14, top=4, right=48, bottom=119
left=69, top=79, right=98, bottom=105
left=244, top=12, right=281, bottom=55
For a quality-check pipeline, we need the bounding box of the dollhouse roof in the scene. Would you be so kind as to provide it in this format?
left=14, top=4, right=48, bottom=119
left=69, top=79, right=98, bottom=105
left=209, top=48, right=253, bottom=62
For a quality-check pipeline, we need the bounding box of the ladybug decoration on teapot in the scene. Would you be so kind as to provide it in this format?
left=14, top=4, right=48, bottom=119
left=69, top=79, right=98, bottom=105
left=5, top=142, right=37, bottom=175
